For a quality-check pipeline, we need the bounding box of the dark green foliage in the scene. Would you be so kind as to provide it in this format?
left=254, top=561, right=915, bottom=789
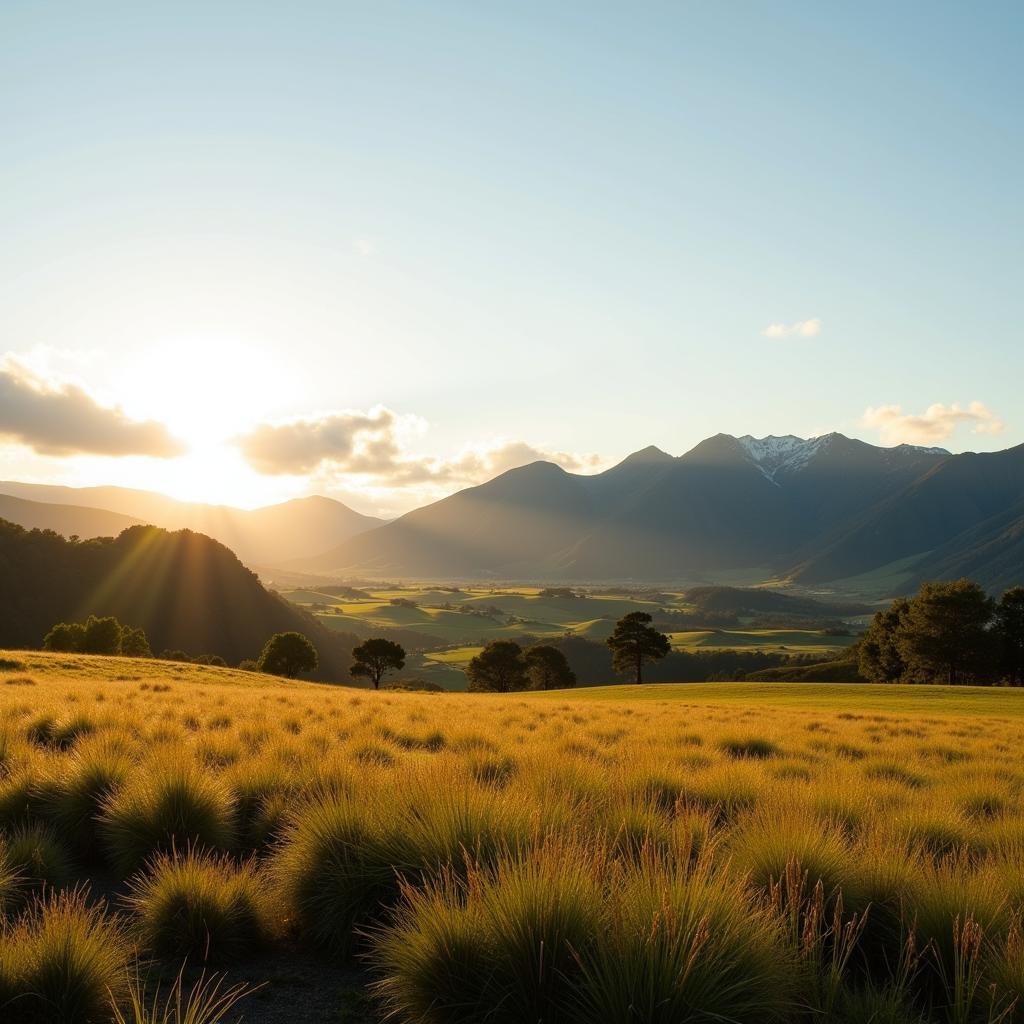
left=896, top=580, right=994, bottom=685
left=0, top=519, right=355, bottom=678
left=81, top=615, right=123, bottom=655
left=191, top=653, right=227, bottom=666
left=44, top=615, right=151, bottom=658
left=257, top=631, right=319, bottom=678
left=159, top=649, right=191, bottom=662
left=41, top=621, right=85, bottom=652
left=524, top=645, right=576, bottom=690
left=118, top=624, right=152, bottom=658
left=350, top=638, right=406, bottom=689
left=993, top=587, right=1024, bottom=685
left=466, top=641, right=527, bottom=692
left=860, top=599, right=911, bottom=683
left=606, top=612, right=670, bottom=683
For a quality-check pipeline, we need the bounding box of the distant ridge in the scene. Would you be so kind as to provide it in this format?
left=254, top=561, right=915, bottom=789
left=0, top=482, right=383, bottom=566
left=0, top=519, right=357, bottom=678
left=291, top=433, right=1020, bottom=593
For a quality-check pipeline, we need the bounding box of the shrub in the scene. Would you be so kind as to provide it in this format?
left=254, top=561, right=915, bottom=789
left=127, top=848, right=273, bottom=962
left=99, top=764, right=235, bottom=875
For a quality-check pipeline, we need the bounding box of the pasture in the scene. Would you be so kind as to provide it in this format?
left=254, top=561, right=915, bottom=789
left=1, top=651, right=1023, bottom=1022
left=283, top=585, right=858, bottom=689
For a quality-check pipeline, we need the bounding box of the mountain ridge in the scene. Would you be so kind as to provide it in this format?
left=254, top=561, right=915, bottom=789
left=289, top=433, right=1016, bottom=593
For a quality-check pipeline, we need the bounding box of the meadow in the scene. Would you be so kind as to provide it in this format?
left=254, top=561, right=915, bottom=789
left=285, top=585, right=860, bottom=688
left=1, top=651, right=1023, bottom=1022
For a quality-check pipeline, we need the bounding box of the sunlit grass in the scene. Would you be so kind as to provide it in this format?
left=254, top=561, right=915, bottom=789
left=1, top=649, right=1024, bottom=1021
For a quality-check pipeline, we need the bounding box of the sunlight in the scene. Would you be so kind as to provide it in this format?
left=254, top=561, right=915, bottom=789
left=113, top=334, right=291, bottom=448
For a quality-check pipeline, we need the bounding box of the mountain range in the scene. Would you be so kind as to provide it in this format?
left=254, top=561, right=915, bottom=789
left=3, top=432, right=1022, bottom=595
left=0, top=482, right=383, bottom=565
left=290, top=433, right=1024, bottom=594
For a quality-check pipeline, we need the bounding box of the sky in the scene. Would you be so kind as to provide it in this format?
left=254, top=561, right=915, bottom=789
left=1, top=1, right=1021, bottom=516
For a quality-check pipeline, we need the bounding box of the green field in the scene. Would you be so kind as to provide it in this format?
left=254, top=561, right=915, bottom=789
left=536, top=680, right=1024, bottom=716
left=282, top=585, right=858, bottom=688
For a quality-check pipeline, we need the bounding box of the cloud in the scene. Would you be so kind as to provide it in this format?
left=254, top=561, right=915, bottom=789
left=763, top=318, right=822, bottom=339
left=0, top=357, right=185, bottom=458
left=861, top=401, right=1006, bottom=446
left=236, top=408, right=604, bottom=490
left=236, top=407, right=399, bottom=475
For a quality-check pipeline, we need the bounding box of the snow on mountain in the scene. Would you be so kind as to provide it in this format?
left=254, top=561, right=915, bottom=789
left=737, top=434, right=835, bottom=483
left=736, top=433, right=950, bottom=485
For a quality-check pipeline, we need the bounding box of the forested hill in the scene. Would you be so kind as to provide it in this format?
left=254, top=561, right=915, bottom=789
left=0, top=520, right=355, bottom=679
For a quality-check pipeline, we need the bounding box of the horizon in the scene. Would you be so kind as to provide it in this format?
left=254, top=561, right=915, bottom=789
left=2, top=426, right=985, bottom=515
left=3, top=2, right=1020, bottom=517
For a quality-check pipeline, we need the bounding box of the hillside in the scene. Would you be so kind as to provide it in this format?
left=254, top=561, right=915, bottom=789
left=0, top=482, right=383, bottom=565
left=0, top=493, right=144, bottom=539
left=297, top=432, right=1005, bottom=590
left=0, top=519, right=356, bottom=678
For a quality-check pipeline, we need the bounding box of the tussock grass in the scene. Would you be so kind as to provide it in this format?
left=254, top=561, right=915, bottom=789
left=100, top=761, right=236, bottom=876
left=0, top=889, right=129, bottom=1023
left=127, top=848, right=273, bottom=962
left=2, top=650, right=1024, bottom=1020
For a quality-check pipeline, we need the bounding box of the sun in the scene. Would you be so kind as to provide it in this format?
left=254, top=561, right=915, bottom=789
left=114, top=334, right=289, bottom=448
left=98, top=334, right=305, bottom=507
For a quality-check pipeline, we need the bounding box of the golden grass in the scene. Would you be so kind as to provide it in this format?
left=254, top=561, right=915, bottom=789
left=2, top=650, right=1024, bottom=1021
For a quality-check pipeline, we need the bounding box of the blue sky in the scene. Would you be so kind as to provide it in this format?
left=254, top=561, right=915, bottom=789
left=1, top=1, right=1020, bottom=513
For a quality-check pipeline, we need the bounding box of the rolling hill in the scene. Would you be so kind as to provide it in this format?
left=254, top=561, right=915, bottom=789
left=0, top=482, right=383, bottom=565
left=0, top=519, right=356, bottom=678
left=0, top=493, right=144, bottom=539
left=292, top=433, right=1022, bottom=593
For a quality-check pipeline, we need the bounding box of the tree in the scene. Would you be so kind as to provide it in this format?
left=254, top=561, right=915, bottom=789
left=119, top=625, right=152, bottom=658
left=258, top=632, right=319, bottom=678
left=43, top=621, right=86, bottom=652
left=606, top=611, right=670, bottom=683
left=466, top=640, right=528, bottom=692
left=858, top=598, right=910, bottom=683
left=993, top=587, right=1024, bottom=686
left=350, top=638, right=406, bottom=689
left=81, top=615, right=123, bottom=655
left=524, top=645, right=576, bottom=690
left=896, top=579, right=995, bottom=685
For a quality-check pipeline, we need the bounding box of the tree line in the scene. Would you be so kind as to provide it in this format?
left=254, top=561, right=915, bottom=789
left=859, top=579, right=1024, bottom=685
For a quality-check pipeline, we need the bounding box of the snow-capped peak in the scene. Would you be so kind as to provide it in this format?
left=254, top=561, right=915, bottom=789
left=737, top=434, right=835, bottom=484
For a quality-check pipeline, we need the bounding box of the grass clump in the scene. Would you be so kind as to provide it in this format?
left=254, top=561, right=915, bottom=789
left=0, top=889, right=129, bottom=1023
left=127, top=848, right=273, bottom=962
left=100, top=763, right=235, bottom=876
left=718, top=735, right=782, bottom=760
left=111, top=968, right=258, bottom=1024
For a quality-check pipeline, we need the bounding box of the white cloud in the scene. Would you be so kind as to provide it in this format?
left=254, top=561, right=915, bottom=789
left=763, top=318, right=822, bottom=339
left=861, top=401, right=1006, bottom=446
left=0, top=355, right=185, bottom=458
left=236, top=408, right=605, bottom=497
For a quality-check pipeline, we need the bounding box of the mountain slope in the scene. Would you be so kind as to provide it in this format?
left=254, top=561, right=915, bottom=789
left=0, top=482, right=383, bottom=565
left=787, top=444, right=1024, bottom=586
left=295, top=461, right=599, bottom=577
left=0, top=494, right=144, bottom=539
left=906, top=498, right=1024, bottom=593
left=0, top=519, right=356, bottom=678
left=300, top=433, right=959, bottom=583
